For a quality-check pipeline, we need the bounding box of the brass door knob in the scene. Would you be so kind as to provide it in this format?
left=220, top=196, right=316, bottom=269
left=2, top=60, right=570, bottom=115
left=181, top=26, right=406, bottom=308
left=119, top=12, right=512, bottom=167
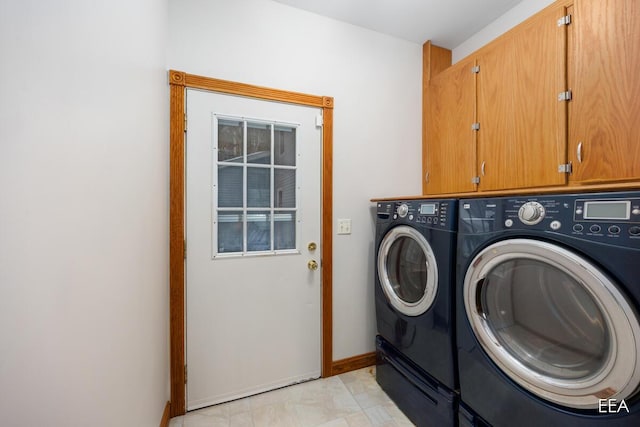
left=308, top=260, right=319, bottom=271
left=308, top=242, right=317, bottom=251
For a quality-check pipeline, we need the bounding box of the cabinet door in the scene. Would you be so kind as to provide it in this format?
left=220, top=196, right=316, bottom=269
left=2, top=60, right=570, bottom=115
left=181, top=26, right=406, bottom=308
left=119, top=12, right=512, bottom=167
left=423, top=57, right=476, bottom=194
left=477, top=4, right=568, bottom=191
left=568, top=0, right=640, bottom=184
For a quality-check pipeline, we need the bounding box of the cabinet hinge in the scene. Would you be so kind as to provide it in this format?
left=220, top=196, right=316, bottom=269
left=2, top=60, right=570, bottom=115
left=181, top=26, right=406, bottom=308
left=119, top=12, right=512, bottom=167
left=471, top=176, right=480, bottom=184
left=557, top=90, right=572, bottom=102
left=471, top=65, right=480, bottom=74
left=185, top=365, right=188, bottom=384
left=557, top=14, right=572, bottom=26
left=471, top=122, right=480, bottom=131
left=558, top=162, right=573, bottom=174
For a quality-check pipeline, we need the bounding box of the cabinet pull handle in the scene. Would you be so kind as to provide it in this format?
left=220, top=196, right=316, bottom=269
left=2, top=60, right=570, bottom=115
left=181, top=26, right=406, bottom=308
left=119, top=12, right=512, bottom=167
left=425, top=171, right=430, bottom=183
left=577, top=142, right=583, bottom=163
left=481, top=161, right=486, bottom=176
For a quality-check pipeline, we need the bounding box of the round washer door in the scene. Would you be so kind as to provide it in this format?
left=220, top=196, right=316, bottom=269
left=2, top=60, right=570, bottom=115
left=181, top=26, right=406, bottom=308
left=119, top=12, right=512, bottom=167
left=464, top=238, right=640, bottom=409
left=377, top=225, right=438, bottom=317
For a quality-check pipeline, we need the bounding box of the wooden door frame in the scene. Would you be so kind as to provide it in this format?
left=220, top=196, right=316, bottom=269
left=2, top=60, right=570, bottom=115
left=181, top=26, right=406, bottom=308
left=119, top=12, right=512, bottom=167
left=168, top=70, right=333, bottom=417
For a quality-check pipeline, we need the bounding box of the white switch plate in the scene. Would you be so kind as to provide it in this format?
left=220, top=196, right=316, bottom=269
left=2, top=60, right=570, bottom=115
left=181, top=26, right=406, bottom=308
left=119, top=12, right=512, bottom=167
left=337, top=218, right=352, bottom=235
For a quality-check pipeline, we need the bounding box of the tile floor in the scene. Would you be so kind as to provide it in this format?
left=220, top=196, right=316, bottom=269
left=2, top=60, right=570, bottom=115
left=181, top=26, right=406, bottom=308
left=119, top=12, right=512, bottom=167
left=169, top=366, right=414, bottom=427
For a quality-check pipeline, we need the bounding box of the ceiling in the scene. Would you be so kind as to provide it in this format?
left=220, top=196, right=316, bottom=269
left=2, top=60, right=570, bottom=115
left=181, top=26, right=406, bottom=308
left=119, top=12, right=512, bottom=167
left=272, top=0, right=524, bottom=48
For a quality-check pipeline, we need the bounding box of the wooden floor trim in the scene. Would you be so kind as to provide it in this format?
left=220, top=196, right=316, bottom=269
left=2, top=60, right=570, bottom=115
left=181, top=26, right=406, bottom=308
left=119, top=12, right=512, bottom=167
left=159, top=401, right=170, bottom=427
left=331, top=352, right=377, bottom=376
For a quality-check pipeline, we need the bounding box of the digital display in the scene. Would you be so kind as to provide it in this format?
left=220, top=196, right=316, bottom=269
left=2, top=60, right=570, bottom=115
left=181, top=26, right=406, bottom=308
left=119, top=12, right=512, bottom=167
left=420, top=203, right=437, bottom=215
left=584, top=201, right=630, bottom=220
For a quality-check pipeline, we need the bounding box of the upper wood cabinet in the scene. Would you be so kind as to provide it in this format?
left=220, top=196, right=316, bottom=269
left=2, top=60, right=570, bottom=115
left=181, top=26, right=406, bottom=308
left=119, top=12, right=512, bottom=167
left=423, top=2, right=571, bottom=195
left=568, top=0, right=640, bottom=184
left=476, top=3, right=569, bottom=191
left=424, top=56, right=477, bottom=194
left=422, top=0, right=640, bottom=196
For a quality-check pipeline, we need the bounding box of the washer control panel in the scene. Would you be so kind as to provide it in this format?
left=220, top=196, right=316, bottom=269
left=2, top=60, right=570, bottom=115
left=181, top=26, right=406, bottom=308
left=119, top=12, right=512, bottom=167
left=518, top=201, right=545, bottom=225
left=571, top=196, right=640, bottom=240
left=377, top=199, right=456, bottom=229
left=574, top=198, right=637, bottom=223
left=460, top=191, right=640, bottom=244
left=396, top=203, right=409, bottom=218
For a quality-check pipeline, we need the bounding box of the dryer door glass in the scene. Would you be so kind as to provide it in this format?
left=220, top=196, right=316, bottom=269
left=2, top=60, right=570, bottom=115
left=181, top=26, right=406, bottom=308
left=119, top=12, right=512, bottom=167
left=463, top=238, right=640, bottom=409
left=387, top=236, right=426, bottom=303
left=378, top=225, right=438, bottom=316
left=479, top=258, right=607, bottom=380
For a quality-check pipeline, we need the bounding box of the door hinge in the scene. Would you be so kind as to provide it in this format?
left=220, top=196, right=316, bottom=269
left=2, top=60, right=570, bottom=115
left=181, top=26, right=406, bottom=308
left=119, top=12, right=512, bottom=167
left=557, top=90, right=572, bottom=102
left=183, top=240, right=186, bottom=259
left=315, top=114, right=323, bottom=127
left=558, top=162, right=573, bottom=174
left=471, top=122, right=480, bottom=131
left=471, top=65, right=480, bottom=74
left=184, top=114, right=188, bottom=132
left=557, top=14, right=572, bottom=26
left=184, top=365, right=188, bottom=384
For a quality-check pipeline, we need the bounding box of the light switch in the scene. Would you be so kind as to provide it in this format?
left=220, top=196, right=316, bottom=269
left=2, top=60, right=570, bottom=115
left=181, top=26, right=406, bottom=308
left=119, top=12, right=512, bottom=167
left=337, top=219, right=352, bottom=235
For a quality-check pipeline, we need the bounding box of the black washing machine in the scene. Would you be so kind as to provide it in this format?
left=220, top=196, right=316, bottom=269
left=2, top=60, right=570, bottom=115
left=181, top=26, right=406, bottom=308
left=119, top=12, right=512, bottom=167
left=458, top=401, right=490, bottom=427
left=457, top=191, right=640, bottom=427
left=375, top=199, right=458, bottom=426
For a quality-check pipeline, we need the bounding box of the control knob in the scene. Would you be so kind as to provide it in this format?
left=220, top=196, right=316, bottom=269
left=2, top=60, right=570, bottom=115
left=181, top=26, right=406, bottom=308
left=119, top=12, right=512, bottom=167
left=397, top=203, right=409, bottom=218
left=518, top=201, right=545, bottom=225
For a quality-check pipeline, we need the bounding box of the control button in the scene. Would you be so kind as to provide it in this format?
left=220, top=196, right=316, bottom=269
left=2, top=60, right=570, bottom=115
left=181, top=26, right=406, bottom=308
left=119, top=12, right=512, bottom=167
left=550, top=220, right=561, bottom=231
left=573, top=224, right=584, bottom=232
left=505, top=219, right=513, bottom=228
left=608, top=225, right=621, bottom=235
left=518, top=201, right=545, bottom=225
left=409, top=214, right=414, bottom=221
left=576, top=208, right=583, bottom=215
left=427, top=217, right=432, bottom=224
left=630, top=226, right=640, bottom=236
left=393, top=214, right=397, bottom=220
left=590, top=224, right=602, bottom=233
left=397, top=203, right=409, bottom=218
left=633, top=208, right=640, bottom=216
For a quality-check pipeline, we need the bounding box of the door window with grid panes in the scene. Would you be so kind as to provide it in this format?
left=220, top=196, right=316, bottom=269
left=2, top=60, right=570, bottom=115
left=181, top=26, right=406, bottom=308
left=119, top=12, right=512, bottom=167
left=214, top=116, right=298, bottom=256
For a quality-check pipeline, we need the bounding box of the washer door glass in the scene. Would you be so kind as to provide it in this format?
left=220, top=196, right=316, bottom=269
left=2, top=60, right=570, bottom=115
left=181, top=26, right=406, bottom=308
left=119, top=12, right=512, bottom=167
left=464, top=238, right=640, bottom=409
left=378, top=225, right=438, bottom=316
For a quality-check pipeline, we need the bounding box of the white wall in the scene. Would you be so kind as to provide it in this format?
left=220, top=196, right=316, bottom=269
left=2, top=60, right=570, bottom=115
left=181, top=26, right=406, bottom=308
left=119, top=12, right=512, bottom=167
left=0, top=1, right=169, bottom=426
left=452, top=0, right=557, bottom=62
left=168, top=0, right=422, bottom=360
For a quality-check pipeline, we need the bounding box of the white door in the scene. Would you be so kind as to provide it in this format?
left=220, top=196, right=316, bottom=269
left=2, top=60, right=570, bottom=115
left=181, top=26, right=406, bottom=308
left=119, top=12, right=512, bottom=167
left=185, top=88, right=322, bottom=410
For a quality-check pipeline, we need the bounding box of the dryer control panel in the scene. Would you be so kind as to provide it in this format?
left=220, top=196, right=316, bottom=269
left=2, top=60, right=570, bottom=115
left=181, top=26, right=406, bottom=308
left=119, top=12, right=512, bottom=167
left=460, top=191, right=640, bottom=244
left=377, top=199, right=456, bottom=230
